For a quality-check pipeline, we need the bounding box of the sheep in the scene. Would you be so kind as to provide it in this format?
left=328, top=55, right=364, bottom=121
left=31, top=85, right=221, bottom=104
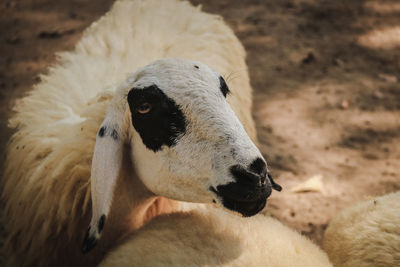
left=100, top=207, right=332, bottom=267
left=1, top=0, right=329, bottom=266
left=1, top=0, right=265, bottom=265
left=81, top=57, right=285, bottom=252
left=323, top=192, right=400, bottom=267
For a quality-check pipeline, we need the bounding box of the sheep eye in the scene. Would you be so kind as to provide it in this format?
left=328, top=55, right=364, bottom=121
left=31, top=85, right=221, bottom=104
left=128, top=85, right=187, bottom=152
left=136, top=102, right=152, bottom=114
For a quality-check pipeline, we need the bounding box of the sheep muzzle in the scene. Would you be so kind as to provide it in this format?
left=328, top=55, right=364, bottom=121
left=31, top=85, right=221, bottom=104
left=210, top=159, right=282, bottom=217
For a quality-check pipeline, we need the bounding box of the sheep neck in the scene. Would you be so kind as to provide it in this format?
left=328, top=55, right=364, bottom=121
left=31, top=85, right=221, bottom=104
left=108, top=145, right=180, bottom=234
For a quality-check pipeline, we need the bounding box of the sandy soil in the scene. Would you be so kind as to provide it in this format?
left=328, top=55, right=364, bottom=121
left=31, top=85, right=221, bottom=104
left=1, top=0, right=399, bottom=262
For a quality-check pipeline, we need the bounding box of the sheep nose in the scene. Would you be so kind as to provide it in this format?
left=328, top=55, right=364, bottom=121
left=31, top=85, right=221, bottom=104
left=226, top=158, right=282, bottom=199
left=249, top=158, right=282, bottom=192
left=248, top=158, right=268, bottom=186
left=210, top=158, right=282, bottom=217
left=227, top=162, right=271, bottom=201
left=214, top=159, right=272, bottom=203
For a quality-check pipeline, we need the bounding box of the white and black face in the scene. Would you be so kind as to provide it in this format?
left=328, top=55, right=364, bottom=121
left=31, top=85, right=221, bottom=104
left=126, top=59, right=281, bottom=217
left=83, top=59, right=282, bottom=253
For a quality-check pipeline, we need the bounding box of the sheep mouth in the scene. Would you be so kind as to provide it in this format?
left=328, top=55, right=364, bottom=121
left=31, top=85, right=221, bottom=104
left=221, top=196, right=267, bottom=217
left=210, top=187, right=268, bottom=217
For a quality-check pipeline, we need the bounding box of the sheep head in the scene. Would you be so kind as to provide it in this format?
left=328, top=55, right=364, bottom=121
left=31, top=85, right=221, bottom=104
left=82, top=59, right=281, bottom=253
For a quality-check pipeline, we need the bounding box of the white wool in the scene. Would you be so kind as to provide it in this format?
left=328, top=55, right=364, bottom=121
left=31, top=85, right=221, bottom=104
left=100, top=207, right=332, bottom=267
left=2, top=1, right=255, bottom=265
left=323, top=192, right=400, bottom=267
left=2, top=0, right=331, bottom=266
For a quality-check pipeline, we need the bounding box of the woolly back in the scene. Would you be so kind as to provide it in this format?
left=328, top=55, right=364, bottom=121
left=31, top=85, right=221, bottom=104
left=2, top=0, right=255, bottom=266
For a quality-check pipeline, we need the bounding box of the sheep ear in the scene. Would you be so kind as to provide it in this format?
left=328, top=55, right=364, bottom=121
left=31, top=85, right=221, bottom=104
left=82, top=95, right=128, bottom=253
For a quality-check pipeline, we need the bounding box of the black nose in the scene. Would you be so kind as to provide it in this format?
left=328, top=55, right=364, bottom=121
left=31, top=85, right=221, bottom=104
left=230, top=163, right=269, bottom=193
left=249, top=158, right=282, bottom=192
left=219, top=158, right=281, bottom=202
left=209, top=160, right=270, bottom=217
left=249, top=158, right=268, bottom=184
left=213, top=163, right=270, bottom=201
left=210, top=158, right=282, bottom=217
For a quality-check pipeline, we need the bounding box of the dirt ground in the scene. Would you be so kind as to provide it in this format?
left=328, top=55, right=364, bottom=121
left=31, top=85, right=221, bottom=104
left=1, top=0, right=400, bottom=262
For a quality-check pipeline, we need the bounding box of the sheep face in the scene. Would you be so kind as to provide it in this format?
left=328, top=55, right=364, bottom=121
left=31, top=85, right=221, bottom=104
left=126, top=59, right=280, bottom=215
left=83, top=59, right=281, bottom=253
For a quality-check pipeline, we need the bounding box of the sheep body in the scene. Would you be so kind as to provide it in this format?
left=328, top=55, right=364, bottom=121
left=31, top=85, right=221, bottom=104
left=2, top=0, right=331, bottom=266
left=100, top=207, right=332, bottom=267
left=323, top=192, right=400, bottom=267
left=2, top=1, right=254, bottom=266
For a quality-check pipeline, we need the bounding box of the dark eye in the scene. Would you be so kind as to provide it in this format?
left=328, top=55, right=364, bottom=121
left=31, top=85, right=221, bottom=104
left=136, top=102, right=152, bottom=114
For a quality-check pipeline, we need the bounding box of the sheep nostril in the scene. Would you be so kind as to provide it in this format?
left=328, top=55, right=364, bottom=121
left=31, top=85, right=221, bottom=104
left=260, top=172, right=267, bottom=184
left=249, top=157, right=270, bottom=187
left=257, top=174, right=267, bottom=188
left=248, top=157, right=282, bottom=192
left=249, top=157, right=267, bottom=177
left=261, top=178, right=267, bottom=186
left=230, top=165, right=259, bottom=186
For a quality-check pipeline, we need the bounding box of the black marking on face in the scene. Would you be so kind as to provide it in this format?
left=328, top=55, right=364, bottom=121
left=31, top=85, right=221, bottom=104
left=219, top=76, right=230, bottom=98
left=98, top=126, right=106, bottom=137
left=229, top=164, right=268, bottom=191
left=249, top=158, right=282, bottom=191
left=230, top=148, right=237, bottom=159
left=194, top=65, right=199, bottom=69
left=98, top=214, right=106, bottom=233
left=249, top=158, right=267, bottom=177
left=98, top=126, right=119, bottom=141
left=111, top=129, right=119, bottom=141
left=209, top=163, right=275, bottom=217
left=210, top=185, right=268, bottom=217
left=127, top=85, right=187, bottom=152
left=82, top=227, right=98, bottom=254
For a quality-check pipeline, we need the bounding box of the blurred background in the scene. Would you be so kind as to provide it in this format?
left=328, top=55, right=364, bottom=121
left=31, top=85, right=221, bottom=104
left=0, top=0, right=399, bottom=262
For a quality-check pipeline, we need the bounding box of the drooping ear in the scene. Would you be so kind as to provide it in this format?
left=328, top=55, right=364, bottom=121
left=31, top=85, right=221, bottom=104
left=82, top=89, right=130, bottom=253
